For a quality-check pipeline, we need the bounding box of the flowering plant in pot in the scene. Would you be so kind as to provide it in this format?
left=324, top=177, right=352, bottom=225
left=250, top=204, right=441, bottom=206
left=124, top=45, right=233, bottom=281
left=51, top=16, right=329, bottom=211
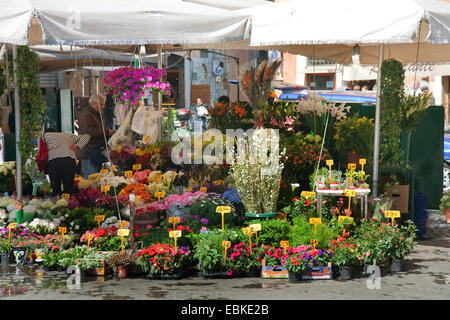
left=226, top=242, right=261, bottom=277
left=438, top=192, right=450, bottom=224
left=0, top=240, right=11, bottom=264
left=228, top=128, right=284, bottom=216
left=104, top=66, right=170, bottom=105
left=329, top=236, right=359, bottom=280
left=282, top=248, right=308, bottom=282
left=136, top=243, right=189, bottom=279
left=107, top=250, right=136, bottom=279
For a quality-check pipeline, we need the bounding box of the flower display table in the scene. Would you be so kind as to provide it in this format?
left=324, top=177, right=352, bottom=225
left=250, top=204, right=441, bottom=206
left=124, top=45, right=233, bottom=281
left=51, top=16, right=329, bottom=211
left=316, top=188, right=370, bottom=219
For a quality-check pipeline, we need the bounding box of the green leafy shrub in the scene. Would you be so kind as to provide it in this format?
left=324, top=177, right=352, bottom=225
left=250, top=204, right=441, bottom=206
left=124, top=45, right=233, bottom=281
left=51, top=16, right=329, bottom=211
left=289, top=216, right=339, bottom=249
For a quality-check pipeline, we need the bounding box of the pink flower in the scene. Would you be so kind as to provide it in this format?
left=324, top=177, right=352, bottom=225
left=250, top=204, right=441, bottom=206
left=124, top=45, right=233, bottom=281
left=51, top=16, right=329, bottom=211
left=146, top=224, right=152, bottom=229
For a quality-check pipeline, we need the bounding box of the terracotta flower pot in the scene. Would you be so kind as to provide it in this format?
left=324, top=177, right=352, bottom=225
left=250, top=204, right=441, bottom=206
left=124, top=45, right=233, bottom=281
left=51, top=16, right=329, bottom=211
left=116, top=266, right=127, bottom=279
left=445, top=208, right=450, bottom=224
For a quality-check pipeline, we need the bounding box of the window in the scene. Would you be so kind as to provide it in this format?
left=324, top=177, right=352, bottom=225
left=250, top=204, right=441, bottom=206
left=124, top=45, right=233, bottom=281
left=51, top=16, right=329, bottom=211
left=307, top=58, right=334, bottom=66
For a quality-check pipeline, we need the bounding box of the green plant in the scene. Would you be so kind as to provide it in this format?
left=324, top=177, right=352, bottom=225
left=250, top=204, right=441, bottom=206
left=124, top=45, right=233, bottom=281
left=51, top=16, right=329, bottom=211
left=193, top=231, right=232, bottom=274
left=42, top=249, right=64, bottom=268
left=0, top=240, right=12, bottom=253
left=379, top=59, right=405, bottom=171
left=289, top=216, right=339, bottom=249
left=439, top=192, right=450, bottom=214
left=78, top=250, right=114, bottom=271
left=247, top=219, right=291, bottom=247
left=334, top=114, right=374, bottom=160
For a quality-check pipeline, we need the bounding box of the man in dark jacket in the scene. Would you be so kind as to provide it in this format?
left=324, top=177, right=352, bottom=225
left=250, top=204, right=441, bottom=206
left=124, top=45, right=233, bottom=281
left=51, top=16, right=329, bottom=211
left=78, top=94, right=115, bottom=178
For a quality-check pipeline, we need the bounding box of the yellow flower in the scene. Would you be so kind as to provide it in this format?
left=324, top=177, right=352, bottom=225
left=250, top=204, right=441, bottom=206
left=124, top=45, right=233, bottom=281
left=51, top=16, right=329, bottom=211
left=135, top=148, right=144, bottom=157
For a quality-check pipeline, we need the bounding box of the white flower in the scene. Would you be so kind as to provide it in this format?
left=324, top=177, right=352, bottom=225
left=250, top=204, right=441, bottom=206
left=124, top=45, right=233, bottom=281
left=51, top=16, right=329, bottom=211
left=75, top=225, right=79, bottom=230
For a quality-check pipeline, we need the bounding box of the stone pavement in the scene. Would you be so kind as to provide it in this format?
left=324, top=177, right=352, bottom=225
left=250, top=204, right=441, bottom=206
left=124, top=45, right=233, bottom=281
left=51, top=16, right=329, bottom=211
left=1, top=221, right=449, bottom=300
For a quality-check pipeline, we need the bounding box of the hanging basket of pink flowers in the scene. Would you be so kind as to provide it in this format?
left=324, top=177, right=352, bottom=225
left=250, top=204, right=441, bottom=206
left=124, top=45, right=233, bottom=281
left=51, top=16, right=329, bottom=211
left=103, top=66, right=171, bottom=105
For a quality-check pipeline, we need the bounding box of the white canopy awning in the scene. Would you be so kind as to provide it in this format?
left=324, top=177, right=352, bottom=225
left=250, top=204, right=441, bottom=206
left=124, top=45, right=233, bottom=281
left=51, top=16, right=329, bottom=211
left=184, top=0, right=450, bottom=64
left=0, top=0, right=251, bottom=46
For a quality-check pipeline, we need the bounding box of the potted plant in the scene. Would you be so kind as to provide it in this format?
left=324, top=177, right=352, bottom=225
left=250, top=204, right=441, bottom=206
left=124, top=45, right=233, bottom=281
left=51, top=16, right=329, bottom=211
left=193, top=232, right=231, bottom=278
left=0, top=240, right=11, bottom=265
left=11, top=239, right=28, bottom=266
left=107, top=250, right=136, bottom=279
left=329, top=238, right=359, bottom=280
left=283, top=249, right=308, bottom=283
left=260, top=245, right=289, bottom=279
left=329, top=170, right=343, bottom=190
left=77, top=250, right=114, bottom=276
left=226, top=243, right=261, bottom=277
left=438, top=192, right=450, bottom=224
left=227, top=128, right=285, bottom=218
left=136, top=243, right=189, bottom=279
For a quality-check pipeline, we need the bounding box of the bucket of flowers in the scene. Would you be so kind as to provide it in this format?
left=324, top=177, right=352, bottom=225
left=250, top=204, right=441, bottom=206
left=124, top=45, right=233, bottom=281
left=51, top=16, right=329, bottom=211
left=136, top=243, right=189, bottom=280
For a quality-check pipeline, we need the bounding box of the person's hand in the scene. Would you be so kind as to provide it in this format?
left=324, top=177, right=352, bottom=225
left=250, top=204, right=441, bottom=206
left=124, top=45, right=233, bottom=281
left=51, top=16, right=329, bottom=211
left=108, top=129, right=116, bottom=136
left=69, top=145, right=78, bottom=152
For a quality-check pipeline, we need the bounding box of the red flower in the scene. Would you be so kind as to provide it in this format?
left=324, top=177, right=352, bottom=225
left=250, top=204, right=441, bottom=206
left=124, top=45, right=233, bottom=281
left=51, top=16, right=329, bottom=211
left=135, top=233, right=140, bottom=238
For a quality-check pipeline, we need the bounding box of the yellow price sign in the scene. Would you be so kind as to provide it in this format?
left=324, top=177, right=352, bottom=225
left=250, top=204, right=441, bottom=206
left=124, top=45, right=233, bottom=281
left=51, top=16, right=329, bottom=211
left=135, top=195, right=142, bottom=206
left=8, top=223, right=17, bottom=230
left=348, top=163, right=357, bottom=170
left=155, top=192, right=165, bottom=201
left=338, top=216, right=354, bottom=223
left=384, top=210, right=401, bottom=218
left=101, top=185, right=110, bottom=194
left=169, top=230, right=182, bottom=238
left=326, top=160, right=334, bottom=166
left=250, top=223, right=262, bottom=232
left=242, top=227, right=251, bottom=235
left=214, top=180, right=225, bottom=186
left=168, top=217, right=181, bottom=224
left=310, top=239, right=318, bottom=250
left=143, top=135, right=151, bottom=143
left=186, top=187, right=193, bottom=192
left=359, top=158, right=366, bottom=180
left=359, top=159, right=366, bottom=165
left=118, top=221, right=128, bottom=229
left=88, top=174, right=100, bottom=183
left=301, top=191, right=316, bottom=198
left=117, top=229, right=130, bottom=237
left=222, top=241, right=231, bottom=261
left=280, top=240, right=289, bottom=254
left=94, top=215, right=105, bottom=229
left=100, top=169, right=108, bottom=174
left=344, top=190, right=356, bottom=197
left=124, top=171, right=133, bottom=179
left=309, top=218, right=322, bottom=225
left=385, top=210, right=401, bottom=226
left=59, top=227, right=67, bottom=235
left=61, top=193, right=70, bottom=200
left=199, top=187, right=207, bottom=193
left=111, top=165, right=117, bottom=171
left=132, top=163, right=142, bottom=171
left=242, top=227, right=254, bottom=253
left=216, top=206, right=231, bottom=231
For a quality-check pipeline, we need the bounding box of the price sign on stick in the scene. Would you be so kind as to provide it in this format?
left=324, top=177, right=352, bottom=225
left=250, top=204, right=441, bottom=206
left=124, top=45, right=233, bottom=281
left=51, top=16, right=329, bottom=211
left=94, top=215, right=105, bottom=229
left=186, top=187, right=193, bottom=192
left=88, top=174, right=100, bottom=183
left=359, top=159, right=366, bottom=180
left=132, top=164, right=142, bottom=171
left=216, top=206, right=231, bottom=231
left=61, top=193, right=70, bottom=200
left=214, top=180, right=225, bottom=186
left=310, top=239, right=318, bottom=251
left=100, top=169, right=108, bottom=175
left=280, top=240, right=289, bottom=254
left=338, top=216, right=354, bottom=235
left=309, top=218, right=321, bottom=239
left=200, top=187, right=207, bottom=193
left=301, top=191, right=316, bottom=199
left=101, top=185, right=110, bottom=195
left=242, top=227, right=254, bottom=253
left=155, top=192, right=165, bottom=201
left=344, top=189, right=356, bottom=215
left=348, top=163, right=356, bottom=187
left=117, top=229, right=130, bottom=254
left=169, top=230, right=182, bottom=250
left=168, top=217, right=180, bottom=230
left=250, top=223, right=262, bottom=239
left=124, top=171, right=133, bottom=179
left=222, top=241, right=231, bottom=261
left=59, top=227, right=67, bottom=236
left=326, top=159, right=334, bottom=181
left=384, top=210, right=401, bottom=226
left=8, top=223, right=17, bottom=242
left=85, top=232, right=93, bottom=249
left=135, top=195, right=142, bottom=206
left=118, top=221, right=128, bottom=229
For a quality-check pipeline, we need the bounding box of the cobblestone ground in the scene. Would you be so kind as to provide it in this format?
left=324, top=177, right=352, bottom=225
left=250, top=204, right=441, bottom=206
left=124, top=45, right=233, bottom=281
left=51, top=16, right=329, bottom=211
left=1, top=215, right=449, bottom=300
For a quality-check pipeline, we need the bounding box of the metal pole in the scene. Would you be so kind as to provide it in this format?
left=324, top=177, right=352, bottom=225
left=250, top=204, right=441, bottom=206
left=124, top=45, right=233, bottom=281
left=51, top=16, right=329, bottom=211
left=372, top=43, right=384, bottom=198
left=157, top=45, right=162, bottom=141
left=12, top=45, right=22, bottom=204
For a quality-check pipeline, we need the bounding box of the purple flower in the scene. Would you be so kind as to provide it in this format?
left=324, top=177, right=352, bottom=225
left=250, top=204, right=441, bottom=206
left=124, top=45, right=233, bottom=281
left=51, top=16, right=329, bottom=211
left=192, top=215, right=200, bottom=220
left=201, top=218, right=208, bottom=225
